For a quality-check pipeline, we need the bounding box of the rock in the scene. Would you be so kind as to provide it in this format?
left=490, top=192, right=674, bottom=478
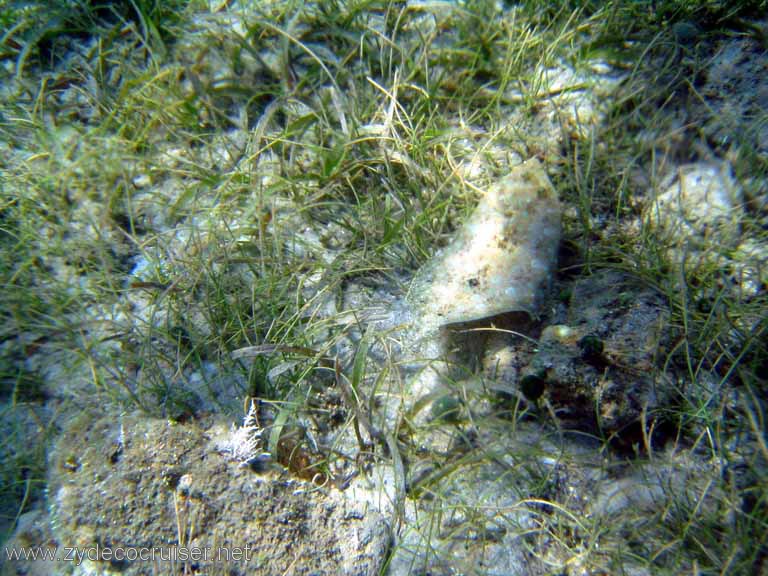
left=590, top=450, right=726, bottom=519
left=698, top=36, right=768, bottom=154
left=645, top=162, right=742, bottom=251
left=731, top=238, right=768, bottom=298
left=45, top=411, right=389, bottom=576
left=2, top=507, right=57, bottom=576
left=521, top=270, right=671, bottom=438
left=644, top=161, right=767, bottom=299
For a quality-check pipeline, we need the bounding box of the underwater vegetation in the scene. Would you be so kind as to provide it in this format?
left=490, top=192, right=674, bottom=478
left=1, top=0, right=767, bottom=574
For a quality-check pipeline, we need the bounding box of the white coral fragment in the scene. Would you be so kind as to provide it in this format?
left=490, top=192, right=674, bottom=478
left=226, top=402, right=270, bottom=467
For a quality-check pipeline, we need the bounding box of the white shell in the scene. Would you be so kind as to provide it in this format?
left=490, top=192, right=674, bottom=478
left=407, top=158, right=561, bottom=331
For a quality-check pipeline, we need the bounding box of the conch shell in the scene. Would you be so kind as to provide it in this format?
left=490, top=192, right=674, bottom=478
left=407, top=158, right=561, bottom=335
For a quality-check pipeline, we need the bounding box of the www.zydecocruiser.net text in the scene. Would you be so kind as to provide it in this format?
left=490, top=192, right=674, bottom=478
left=5, top=544, right=254, bottom=566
